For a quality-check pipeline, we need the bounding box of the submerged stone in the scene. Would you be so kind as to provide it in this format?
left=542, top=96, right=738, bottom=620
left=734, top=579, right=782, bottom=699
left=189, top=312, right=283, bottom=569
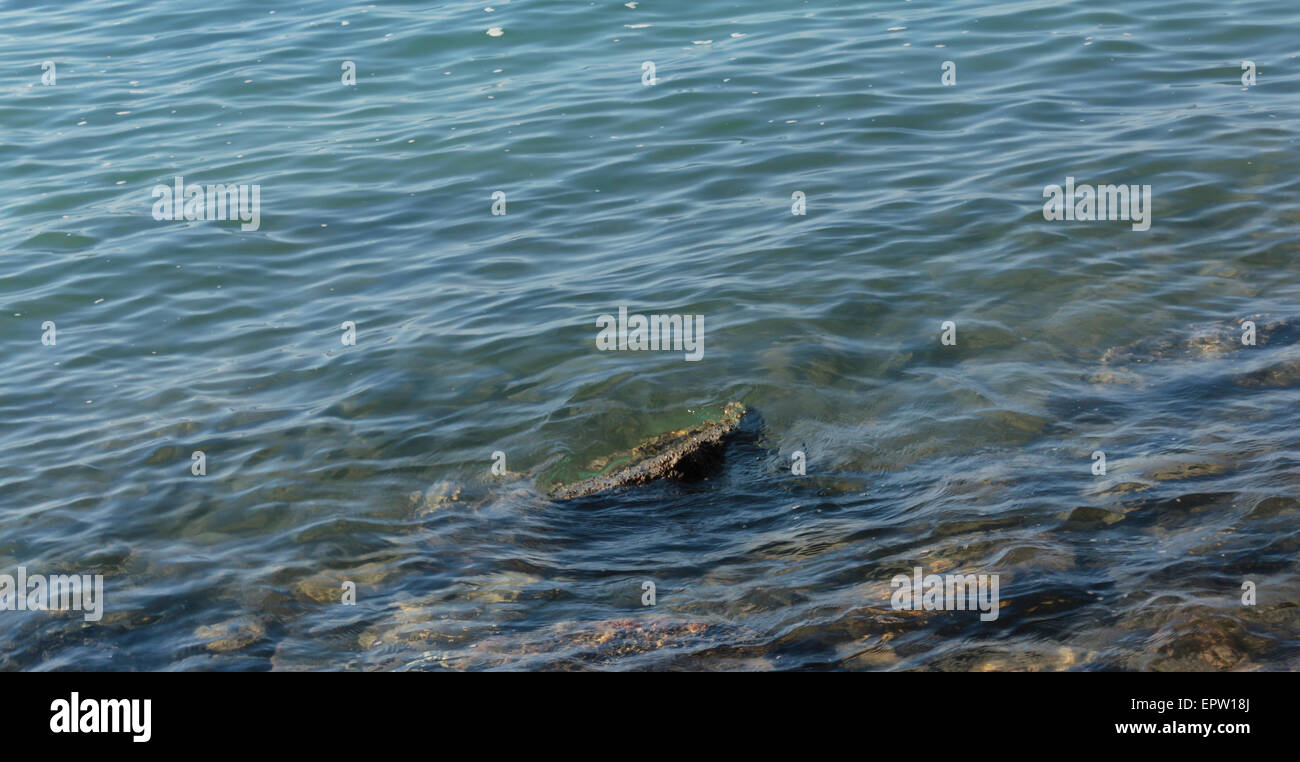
left=1235, top=355, right=1300, bottom=388
left=1142, top=609, right=1266, bottom=671
left=409, top=480, right=463, bottom=516
left=195, top=616, right=266, bottom=653
left=544, top=402, right=749, bottom=499
left=1145, top=460, right=1229, bottom=481
left=1101, top=313, right=1299, bottom=366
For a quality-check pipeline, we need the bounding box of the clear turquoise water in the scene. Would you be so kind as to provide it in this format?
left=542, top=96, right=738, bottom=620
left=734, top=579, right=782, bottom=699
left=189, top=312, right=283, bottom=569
left=2, top=0, right=1299, bottom=670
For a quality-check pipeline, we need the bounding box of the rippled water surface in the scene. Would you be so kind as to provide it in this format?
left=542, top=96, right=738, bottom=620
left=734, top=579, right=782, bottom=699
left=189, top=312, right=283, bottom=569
left=3, top=0, right=1299, bottom=670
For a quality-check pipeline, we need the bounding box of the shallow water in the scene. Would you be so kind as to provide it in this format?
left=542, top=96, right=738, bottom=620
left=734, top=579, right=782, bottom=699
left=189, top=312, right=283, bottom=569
left=2, top=0, right=1299, bottom=670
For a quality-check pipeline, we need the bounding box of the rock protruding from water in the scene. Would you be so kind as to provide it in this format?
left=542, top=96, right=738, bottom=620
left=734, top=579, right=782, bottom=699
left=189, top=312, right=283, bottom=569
left=547, top=402, right=747, bottom=499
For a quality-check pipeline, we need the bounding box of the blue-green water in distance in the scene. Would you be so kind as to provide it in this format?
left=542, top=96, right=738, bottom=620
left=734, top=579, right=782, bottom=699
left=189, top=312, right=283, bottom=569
left=2, top=0, right=1299, bottom=670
